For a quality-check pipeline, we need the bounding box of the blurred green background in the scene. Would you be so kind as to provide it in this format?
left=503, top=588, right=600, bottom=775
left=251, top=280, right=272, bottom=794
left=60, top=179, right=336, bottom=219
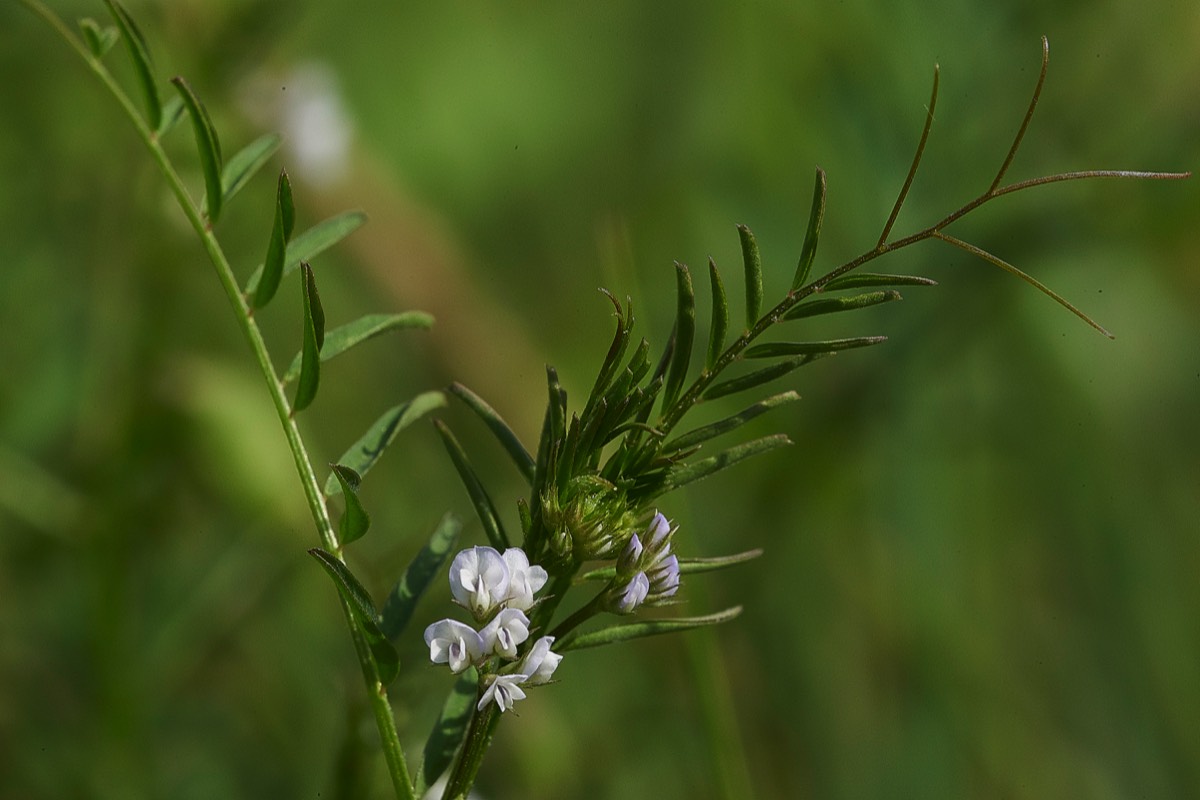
left=2, top=1, right=1197, bottom=798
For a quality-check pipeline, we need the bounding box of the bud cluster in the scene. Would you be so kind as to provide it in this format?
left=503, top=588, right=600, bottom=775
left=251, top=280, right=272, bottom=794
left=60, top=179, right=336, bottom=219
left=606, top=511, right=681, bottom=614
left=423, top=546, right=562, bottom=712
left=540, top=476, right=640, bottom=561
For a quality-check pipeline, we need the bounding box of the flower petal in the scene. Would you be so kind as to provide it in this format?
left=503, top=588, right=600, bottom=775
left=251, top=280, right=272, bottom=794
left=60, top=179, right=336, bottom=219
left=479, top=607, right=531, bottom=659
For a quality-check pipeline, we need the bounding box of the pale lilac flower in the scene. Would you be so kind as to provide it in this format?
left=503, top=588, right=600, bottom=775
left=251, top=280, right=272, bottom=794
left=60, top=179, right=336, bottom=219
left=611, top=571, right=650, bottom=614
left=644, top=511, right=672, bottom=553
left=450, top=546, right=510, bottom=618
left=518, top=636, right=562, bottom=686
left=647, top=553, right=680, bottom=598
left=617, top=533, right=643, bottom=576
left=423, top=619, right=484, bottom=674
left=478, top=673, right=527, bottom=712
left=479, top=608, right=531, bottom=659
left=501, top=548, right=548, bottom=611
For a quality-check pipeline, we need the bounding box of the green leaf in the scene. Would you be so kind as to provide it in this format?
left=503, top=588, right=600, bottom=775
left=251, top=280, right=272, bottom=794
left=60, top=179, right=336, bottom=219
left=706, top=258, right=729, bottom=371
left=324, top=390, right=447, bottom=495
left=793, top=167, right=827, bottom=290
left=784, top=290, right=902, bottom=320
left=103, top=0, right=161, bottom=128
left=79, top=18, right=117, bottom=58
left=662, top=391, right=799, bottom=454
left=292, top=262, right=325, bottom=412
left=435, top=420, right=510, bottom=551
left=702, top=353, right=832, bottom=401
left=221, top=133, right=282, bottom=206
left=244, top=211, right=368, bottom=295
left=282, top=311, right=434, bottom=382
left=582, top=290, right=632, bottom=419
left=330, top=464, right=371, bottom=547
left=744, top=336, right=886, bottom=359
left=170, top=76, right=224, bottom=223
left=653, top=434, right=791, bottom=497
left=737, top=224, right=763, bottom=329
left=379, top=513, right=462, bottom=640
left=448, top=383, right=535, bottom=484
left=663, top=262, right=695, bottom=410
left=253, top=169, right=295, bottom=308
left=307, top=548, right=399, bottom=685
left=579, top=548, right=762, bottom=582
left=558, top=606, right=743, bottom=652
left=156, top=94, right=185, bottom=137
left=822, top=272, right=937, bottom=291
left=413, top=668, right=478, bottom=798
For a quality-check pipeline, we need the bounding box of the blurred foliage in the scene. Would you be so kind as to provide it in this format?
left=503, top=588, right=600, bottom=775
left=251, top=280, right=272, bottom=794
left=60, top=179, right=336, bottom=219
left=2, top=1, right=1197, bottom=798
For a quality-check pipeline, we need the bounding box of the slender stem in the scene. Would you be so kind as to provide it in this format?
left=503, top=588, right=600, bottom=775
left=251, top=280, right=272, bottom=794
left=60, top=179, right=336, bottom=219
left=443, top=704, right=500, bottom=799
left=878, top=63, right=939, bottom=248
left=548, top=588, right=607, bottom=640
left=989, top=36, right=1050, bottom=194
left=22, top=4, right=415, bottom=797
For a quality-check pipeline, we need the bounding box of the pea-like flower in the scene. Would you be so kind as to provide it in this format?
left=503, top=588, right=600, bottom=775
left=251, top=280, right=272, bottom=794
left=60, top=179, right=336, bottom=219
left=608, top=571, right=650, bottom=614
left=479, top=607, right=531, bottom=659
left=518, top=636, right=562, bottom=686
left=450, top=546, right=511, bottom=619
left=501, top=548, right=548, bottom=611
left=423, top=619, right=484, bottom=674
left=478, top=673, right=527, bottom=713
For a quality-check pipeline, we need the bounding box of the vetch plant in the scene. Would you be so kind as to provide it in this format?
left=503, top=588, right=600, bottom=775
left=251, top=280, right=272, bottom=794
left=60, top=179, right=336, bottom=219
left=21, top=2, right=1188, bottom=798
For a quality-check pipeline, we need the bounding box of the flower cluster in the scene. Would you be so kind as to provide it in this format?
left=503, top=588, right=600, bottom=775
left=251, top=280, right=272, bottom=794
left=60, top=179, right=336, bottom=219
left=423, top=546, right=562, bottom=712
left=606, top=511, right=681, bottom=614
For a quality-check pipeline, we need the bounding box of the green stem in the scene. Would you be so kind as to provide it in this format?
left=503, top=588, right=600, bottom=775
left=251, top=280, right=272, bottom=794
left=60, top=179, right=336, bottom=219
left=21, top=3, right=415, bottom=797
left=442, top=703, right=500, bottom=800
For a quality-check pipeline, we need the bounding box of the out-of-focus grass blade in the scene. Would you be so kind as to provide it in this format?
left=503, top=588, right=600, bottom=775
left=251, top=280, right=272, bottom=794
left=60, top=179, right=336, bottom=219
left=434, top=420, right=510, bottom=551
left=170, top=76, right=223, bottom=223
left=737, top=224, right=763, bottom=329
left=324, top=390, right=447, bottom=496
left=558, top=606, right=743, bottom=652
left=282, top=312, right=434, bottom=383
left=103, top=0, right=160, bottom=128
left=329, top=464, right=370, bottom=547
left=448, top=382, right=535, bottom=484
left=413, top=668, right=477, bottom=798
left=292, top=262, right=325, bottom=412
left=79, top=18, right=117, bottom=58
left=784, top=290, right=902, bottom=320
left=702, top=353, right=832, bottom=401
left=221, top=133, right=282, bottom=207
left=379, top=513, right=462, bottom=641
left=706, top=258, right=729, bottom=370
left=653, top=434, right=791, bottom=497
left=253, top=168, right=294, bottom=309
left=663, top=392, right=799, bottom=453
left=663, top=262, right=695, bottom=410
left=245, top=211, right=368, bottom=295
left=822, top=272, right=937, bottom=291
left=792, top=167, right=827, bottom=290
left=307, top=548, right=399, bottom=686
left=744, top=337, right=886, bottom=359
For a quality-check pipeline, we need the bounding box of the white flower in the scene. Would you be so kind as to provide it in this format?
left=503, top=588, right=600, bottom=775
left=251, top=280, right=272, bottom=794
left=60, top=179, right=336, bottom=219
left=518, top=636, right=562, bottom=686
left=479, top=607, right=530, bottom=659
left=423, top=619, right=484, bottom=674
left=478, top=673, right=527, bottom=712
left=501, top=548, right=548, bottom=611
left=450, top=546, right=511, bottom=619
